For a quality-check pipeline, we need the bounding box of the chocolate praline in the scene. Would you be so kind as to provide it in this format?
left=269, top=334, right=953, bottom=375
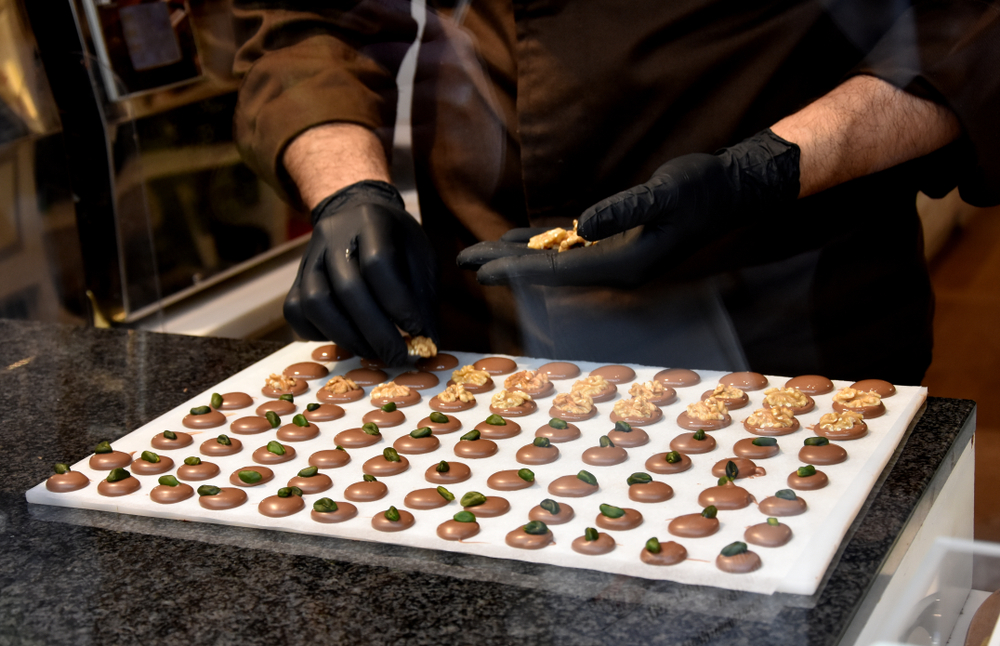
left=654, top=368, right=701, bottom=387
left=788, top=469, right=829, bottom=490
left=799, top=443, right=848, bottom=465
left=815, top=419, right=868, bottom=440
left=701, top=389, right=749, bottom=411
left=370, top=389, right=421, bottom=409
left=641, top=542, right=687, bottom=565
left=345, top=368, right=388, bottom=386
left=334, top=428, right=382, bottom=448
left=733, top=438, right=780, bottom=459
left=362, top=454, right=410, bottom=476
left=488, top=400, right=538, bottom=417
left=228, top=466, right=272, bottom=487
left=394, top=370, right=440, bottom=390
left=200, top=437, right=243, bottom=457
left=256, top=399, right=296, bottom=416
left=198, top=488, right=247, bottom=510
left=515, top=443, right=559, bottom=465
left=404, top=488, right=453, bottom=510
left=276, top=422, right=320, bottom=442
left=283, top=362, right=329, bottom=380
left=528, top=503, right=575, bottom=524
left=262, top=379, right=308, bottom=398
left=178, top=461, right=221, bottom=481
left=316, top=386, right=365, bottom=404
left=416, top=353, right=459, bottom=372
left=669, top=432, right=716, bottom=454
left=785, top=375, right=834, bottom=395
left=590, top=364, right=636, bottom=384
left=252, top=443, right=296, bottom=465
left=424, top=461, right=472, bottom=484
left=312, top=344, right=353, bottom=362
left=607, top=427, right=649, bottom=448
left=130, top=456, right=175, bottom=476
left=429, top=394, right=477, bottom=412
left=643, top=387, right=678, bottom=406
left=535, top=421, right=581, bottom=443
left=720, top=371, right=768, bottom=391
left=676, top=412, right=731, bottom=431
left=287, top=473, right=333, bottom=494
left=454, top=438, right=499, bottom=459
left=344, top=480, right=388, bottom=502
left=309, top=449, right=352, bottom=468
left=547, top=475, right=598, bottom=497
left=230, top=416, right=272, bottom=434
left=487, top=469, right=535, bottom=491
left=418, top=414, right=462, bottom=434
left=758, top=495, right=807, bottom=516
left=595, top=508, right=643, bottom=531
left=548, top=405, right=598, bottom=422
left=46, top=471, right=90, bottom=493
left=582, top=381, right=618, bottom=403
left=303, top=404, right=344, bottom=423
left=474, top=356, right=518, bottom=375
left=572, top=533, right=616, bottom=555
left=698, top=481, right=754, bottom=510
left=393, top=434, right=441, bottom=455
left=609, top=407, right=663, bottom=427
left=183, top=410, right=227, bottom=429
left=259, top=494, right=306, bottom=517
left=645, top=452, right=692, bottom=475
left=763, top=392, right=815, bottom=415
left=446, top=377, right=494, bottom=395
left=628, top=481, right=673, bottom=503
left=437, top=519, right=481, bottom=541
left=710, top=457, right=764, bottom=479
left=218, top=392, right=253, bottom=410
left=833, top=400, right=886, bottom=419
left=582, top=445, right=628, bottom=467
left=851, top=378, right=896, bottom=398
left=151, top=431, right=193, bottom=450
left=505, top=527, right=553, bottom=549
left=150, top=483, right=194, bottom=504
left=371, top=509, right=415, bottom=532
left=311, top=502, right=358, bottom=523
left=668, top=513, right=720, bottom=538
left=504, top=377, right=555, bottom=398
left=538, top=361, right=581, bottom=380
left=475, top=418, right=521, bottom=439
left=743, top=417, right=800, bottom=436
left=89, top=451, right=132, bottom=470
left=362, top=408, right=405, bottom=427
left=717, top=551, right=762, bottom=573
left=464, top=496, right=510, bottom=517
left=97, top=476, right=141, bottom=497
left=745, top=522, right=793, bottom=547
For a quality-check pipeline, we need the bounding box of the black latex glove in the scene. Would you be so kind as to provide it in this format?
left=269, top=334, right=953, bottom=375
left=284, top=180, right=438, bottom=365
left=456, top=129, right=800, bottom=286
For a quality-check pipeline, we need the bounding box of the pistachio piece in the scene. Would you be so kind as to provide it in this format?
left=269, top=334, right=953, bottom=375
left=106, top=468, right=130, bottom=483
left=53, top=463, right=71, bottom=475
left=306, top=403, right=320, bottom=412
left=158, top=475, right=180, bottom=487
left=460, top=491, right=487, bottom=507
left=540, top=498, right=561, bottom=515
left=292, top=414, right=309, bottom=427
left=523, top=520, right=548, bottom=535
left=767, top=517, right=780, bottom=526
left=725, top=460, right=739, bottom=480
left=752, top=437, right=778, bottom=447
left=627, top=472, right=652, bottom=486
left=435, top=461, right=450, bottom=473
left=277, top=487, right=292, bottom=498
left=216, top=434, right=232, bottom=446
left=266, top=441, right=285, bottom=456
left=532, top=437, right=551, bottom=448
left=410, top=427, right=433, bottom=439
left=693, top=429, right=707, bottom=441
left=384, top=506, right=401, bottom=522
left=717, top=476, right=729, bottom=486
left=289, top=486, right=303, bottom=497
left=797, top=465, right=817, bottom=477
left=665, top=451, right=682, bottom=464
left=298, top=466, right=319, bottom=478
left=279, top=394, right=294, bottom=402
left=429, top=412, right=449, bottom=424
left=197, top=485, right=221, bottom=496
left=163, top=431, right=177, bottom=440
left=517, top=468, right=535, bottom=482
left=265, top=411, right=280, bottom=428
left=485, top=414, right=507, bottom=426
left=210, top=393, right=223, bottom=409
left=599, top=435, right=615, bottom=448
left=453, top=511, right=476, bottom=523
left=184, top=456, right=202, bottom=466
left=720, top=541, right=748, bottom=557
left=238, top=470, right=262, bottom=484
left=548, top=418, right=568, bottom=429
left=599, top=503, right=625, bottom=518
left=382, top=447, right=401, bottom=462
left=436, top=486, right=455, bottom=501
left=803, top=437, right=830, bottom=446
left=645, top=537, right=662, bottom=554
left=584, top=527, right=599, bottom=541
left=94, top=441, right=112, bottom=454
left=313, top=497, right=338, bottom=513
left=190, top=405, right=211, bottom=416
left=577, top=470, right=598, bottom=486
left=363, top=474, right=377, bottom=482
left=335, top=445, right=346, bottom=451
left=140, top=451, right=160, bottom=464
left=701, top=505, right=718, bottom=519
left=381, top=402, right=397, bottom=413
left=614, top=421, right=632, bottom=433
left=461, top=430, right=481, bottom=441
left=362, top=422, right=381, bottom=436
left=775, top=489, right=797, bottom=500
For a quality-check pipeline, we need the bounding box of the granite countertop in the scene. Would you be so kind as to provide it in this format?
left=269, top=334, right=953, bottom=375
left=0, top=320, right=976, bottom=645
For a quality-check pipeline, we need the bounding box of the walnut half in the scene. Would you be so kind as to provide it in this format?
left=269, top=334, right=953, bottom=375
left=406, top=336, right=438, bottom=358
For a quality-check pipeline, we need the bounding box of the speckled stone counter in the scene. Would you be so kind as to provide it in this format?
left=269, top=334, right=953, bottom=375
left=0, top=320, right=976, bottom=645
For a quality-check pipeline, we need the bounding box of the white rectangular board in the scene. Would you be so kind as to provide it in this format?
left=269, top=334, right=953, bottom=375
left=25, top=342, right=926, bottom=595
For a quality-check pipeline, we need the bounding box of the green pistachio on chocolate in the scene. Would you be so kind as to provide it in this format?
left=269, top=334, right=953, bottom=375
left=584, top=527, right=599, bottom=541
left=158, top=475, right=179, bottom=487
left=298, top=466, right=319, bottom=478
left=804, top=437, right=830, bottom=446
left=461, top=491, right=487, bottom=507
left=429, top=412, right=449, bottom=424
left=94, top=441, right=112, bottom=454
left=216, top=434, right=232, bottom=446
left=775, top=489, right=797, bottom=500
left=752, top=437, right=778, bottom=447
left=278, top=486, right=302, bottom=498
left=382, top=447, right=401, bottom=462
left=797, top=465, right=817, bottom=477
left=306, top=403, right=320, bottom=412
left=363, top=474, right=377, bottom=482
left=532, top=437, right=551, bottom=448
left=362, top=422, right=381, bottom=436
left=485, top=414, right=507, bottom=426
left=523, top=521, right=549, bottom=535
left=548, top=418, right=568, bottom=430
left=577, top=470, right=598, bottom=486
left=665, top=451, right=682, bottom=464
left=190, top=405, right=211, bottom=416
left=518, top=468, right=535, bottom=482
left=410, top=427, right=433, bottom=439
left=461, top=430, right=481, bottom=442
left=693, top=429, right=707, bottom=441
left=163, top=431, right=177, bottom=440
left=265, top=411, right=280, bottom=428
left=725, top=460, right=739, bottom=480
left=645, top=537, right=662, bottom=554
left=381, top=402, right=397, bottom=413
left=701, top=505, right=718, bottom=519
left=627, top=472, right=652, bottom=486
left=54, top=463, right=71, bottom=475
left=717, top=476, right=729, bottom=486
left=453, top=511, right=476, bottom=523
left=540, top=499, right=561, bottom=515
left=435, top=461, right=450, bottom=473
left=279, top=394, right=294, bottom=402
left=210, top=393, right=223, bottom=409
left=384, top=506, right=401, bottom=522
left=140, top=451, right=160, bottom=464
left=767, top=517, right=780, bottom=526
left=720, top=541, right=749, bottom=557
left=238, top=469, right=262, bottom=484
left=184, top=456, right=202, bottom=466
left=335, top=445, right=346, bottom=451
left=292, top=414, right=309, bottom=427
left=599, top=435, right=615, bottom=448
left=106, top=468, right=130, bottom=483
left=614, top=421, right=632, bottom=433
left=599, top=504, right=625, bottom=518
left=436, top=486, right=455, bottom=501
left=313, top=497, right=338, bottom=513
left=197, top=485, right=221, bottom=496
left=267, top=441, right=285, bottom=456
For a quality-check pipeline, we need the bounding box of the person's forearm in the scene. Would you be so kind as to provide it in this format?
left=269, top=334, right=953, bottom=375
left=283, top=123, right=392, bottom=210
left=770, top=74, right=961, bottom=198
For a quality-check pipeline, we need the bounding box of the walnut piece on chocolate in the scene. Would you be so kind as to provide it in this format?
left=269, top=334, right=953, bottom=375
left=505, top=370, right=549, bottom=392
left=819, top=410, right=864, bottom=431
left=571, top=375, right=610, bottom=398
left=406, top=336, right=438, bottom=358
left=452, top=365, right=491, bottom=386
left=763, top=387, right=809, bottom=408
left=832, top=387, right=881, bottom=408
left=686, top=398, right=728, bottom=421
left=745, top=406, right=796, bottom=428
left=266, top=373, right=297, bottom=391
left=527, top=220, right=593, bottom=253
left=613, top=396, right=657, bottom=419
left=491, top=389, right=533, bottom=408
left=629, top=380, right=666, bottom=399
left=710, top=384, right=744, bottom=400
left=438, top=383, right=474, bottom=403
left=370, top=381, right=411, bottom=399
left=321, top=375, right=361, bottom=394
left=553, top=391, right=594, bottom=415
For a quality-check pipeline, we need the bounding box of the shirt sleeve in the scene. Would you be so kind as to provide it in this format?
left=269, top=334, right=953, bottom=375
left=232, top=0, right=418, bottom=207
left=855, top=0, right=1000, bottom=207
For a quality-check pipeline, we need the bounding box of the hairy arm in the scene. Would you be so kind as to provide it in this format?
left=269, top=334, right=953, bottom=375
left=771, top=74, right=961, bottom=198
left=283, top=123, right=392, bottom=210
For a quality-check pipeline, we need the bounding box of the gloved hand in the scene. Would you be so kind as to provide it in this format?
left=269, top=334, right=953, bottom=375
left=456, top=129, right=800, bottom=286
left=284, top=180, right=438, bottom=365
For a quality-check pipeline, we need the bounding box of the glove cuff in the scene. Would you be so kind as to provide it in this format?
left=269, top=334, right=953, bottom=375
left=311, top=180, right=406, bottom=226
left=717, top=129, right=801, bottom=208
